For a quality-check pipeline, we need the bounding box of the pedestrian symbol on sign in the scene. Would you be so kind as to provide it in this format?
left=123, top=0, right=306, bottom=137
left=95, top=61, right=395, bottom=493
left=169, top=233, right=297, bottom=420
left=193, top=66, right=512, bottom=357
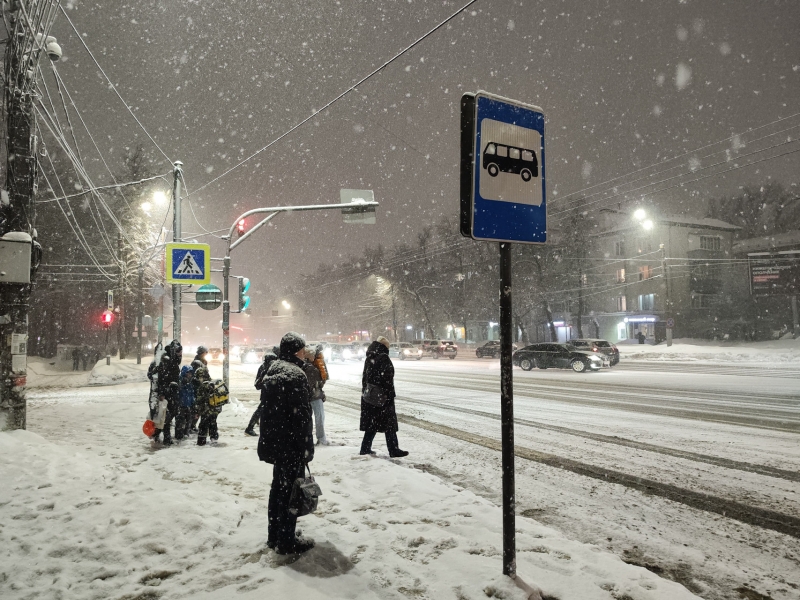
left=176, top=252, right=202, bottom=275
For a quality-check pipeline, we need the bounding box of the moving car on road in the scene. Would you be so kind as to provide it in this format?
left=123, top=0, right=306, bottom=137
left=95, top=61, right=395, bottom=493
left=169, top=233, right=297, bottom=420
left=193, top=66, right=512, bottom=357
left=512, top=343, right=607, bottom=373
left=420, top=339, right=458, bottom=359
left=208, top=347, right=224, bottom=361
left=389, top=342, right=423, bottom=361
left=475, top=340, right=518, bottom=358
left=570, top=339, right=620, bottom=366
left=240, top=346, right=266, bottom=364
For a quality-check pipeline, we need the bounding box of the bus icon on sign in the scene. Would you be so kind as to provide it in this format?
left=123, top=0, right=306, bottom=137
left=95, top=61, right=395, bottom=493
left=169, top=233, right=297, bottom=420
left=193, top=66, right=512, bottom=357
left=483, top=142, right=538, bottom=182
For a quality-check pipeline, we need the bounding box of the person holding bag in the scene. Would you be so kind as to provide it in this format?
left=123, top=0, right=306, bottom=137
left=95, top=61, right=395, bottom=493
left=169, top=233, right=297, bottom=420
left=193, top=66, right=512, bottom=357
left=257, top=332, right=316, bottom=555
left=359, top=336, right=408, bottom=457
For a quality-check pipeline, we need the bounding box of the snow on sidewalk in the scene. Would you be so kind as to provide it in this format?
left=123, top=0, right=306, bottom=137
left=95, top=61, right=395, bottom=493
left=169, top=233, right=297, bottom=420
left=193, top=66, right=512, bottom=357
left=0, top=425, right=699, bottom=600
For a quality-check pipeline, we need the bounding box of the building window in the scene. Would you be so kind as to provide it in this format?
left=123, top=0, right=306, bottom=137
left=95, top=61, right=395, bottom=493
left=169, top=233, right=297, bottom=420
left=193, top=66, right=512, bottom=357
left=636, top=238, right=652, bottom=254
left=615, top=295, right=627, bottom=311
left=691, top=294, right=713, bottom=308
left=272, top=310, right=279, bottom=317
left=700, top=236, right=721, bottom=250
left=638, top=294, right=654, bottom=311
left=615, top=268, right=626, bottom=283
left=581, top=273, right=588, bottom=285
left=614, top=241, right=625, bottom=256
left=638, top=265, right=653, bottom=280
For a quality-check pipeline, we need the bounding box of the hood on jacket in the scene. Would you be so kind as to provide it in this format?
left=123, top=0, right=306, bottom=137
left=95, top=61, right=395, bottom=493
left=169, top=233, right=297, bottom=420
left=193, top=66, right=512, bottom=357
left=180, top=365, right=194, bottom=381
left=366, top=340, right=389, bottom=358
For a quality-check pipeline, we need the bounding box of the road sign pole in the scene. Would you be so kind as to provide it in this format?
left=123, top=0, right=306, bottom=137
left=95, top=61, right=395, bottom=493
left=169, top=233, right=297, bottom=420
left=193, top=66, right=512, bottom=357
left=137, top=265, right=143, bottom=364
left=171, top=161, right=183, bottom=344
left=222, top=256, right=230, bottom=388
left=499, top=241, right=516, bottom=577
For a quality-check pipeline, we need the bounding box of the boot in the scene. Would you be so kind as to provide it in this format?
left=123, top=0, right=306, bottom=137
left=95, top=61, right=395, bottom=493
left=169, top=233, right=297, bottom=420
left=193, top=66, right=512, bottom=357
left=197, top=436, right=207, bottom=446
left=276, top=537, right=314, bottom=555
left=244, top=428, right=257, bottom=436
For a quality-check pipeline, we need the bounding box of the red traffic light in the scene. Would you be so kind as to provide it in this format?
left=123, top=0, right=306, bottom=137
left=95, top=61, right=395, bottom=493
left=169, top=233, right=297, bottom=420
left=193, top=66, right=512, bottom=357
left=102, top=310, right=114, bottom=325
left=237, top=218, right=246, bottom=236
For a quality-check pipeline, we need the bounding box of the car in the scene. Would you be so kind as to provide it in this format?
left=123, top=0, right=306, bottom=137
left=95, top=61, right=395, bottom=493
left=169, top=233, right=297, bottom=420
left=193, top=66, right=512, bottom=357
left=389, top=342, right=423, bottom=360
left=349, top=341, right=369, bottom=361
left=329, top=343, right=358, bottom=362
left=570, top=339, right=620, bottom=366
left=240, top=346, right=266, bottom=364
left=208, top=347, right=223, bottom=361
left=475, top=340, right=518, bottom=358
left=512, top=342, right=607, bottom=373
left=420, top=339, right=458, bottom=359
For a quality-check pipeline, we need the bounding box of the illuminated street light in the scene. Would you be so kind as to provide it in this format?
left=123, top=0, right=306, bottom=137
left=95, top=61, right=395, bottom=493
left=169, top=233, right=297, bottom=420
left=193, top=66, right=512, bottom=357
left=140, top=201, right=153, bottom=212
left=153, top=191, right=168, bottom=205
left=633, top=208, right=646, bottom=221
left=282, top=300, right=291, bottom=310
left=642, top=219, right=654, bottom=231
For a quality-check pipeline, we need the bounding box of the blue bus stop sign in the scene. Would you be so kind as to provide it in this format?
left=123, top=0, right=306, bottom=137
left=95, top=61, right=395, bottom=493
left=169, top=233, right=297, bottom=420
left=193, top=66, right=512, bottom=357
left=460, top=91, right=546, bottom=244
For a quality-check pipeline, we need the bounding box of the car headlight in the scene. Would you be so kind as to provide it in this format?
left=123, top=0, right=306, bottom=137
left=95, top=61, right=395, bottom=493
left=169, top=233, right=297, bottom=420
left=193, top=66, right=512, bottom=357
left=403, top=349, right=410, bottom=354
left=343, top=349, right=352, bottom=359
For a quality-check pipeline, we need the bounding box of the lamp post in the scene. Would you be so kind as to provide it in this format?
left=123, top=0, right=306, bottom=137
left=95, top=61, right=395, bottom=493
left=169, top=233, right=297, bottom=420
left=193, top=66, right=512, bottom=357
left=634, top=208, right=671, bottom=346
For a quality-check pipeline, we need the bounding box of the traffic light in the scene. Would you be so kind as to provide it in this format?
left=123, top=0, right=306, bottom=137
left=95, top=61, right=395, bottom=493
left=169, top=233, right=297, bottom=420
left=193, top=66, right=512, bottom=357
left=101, top=310, right=114, bottom=328
left=238, top=277, right=251, bottom=312
left=236, top=218, right=246, bottom=237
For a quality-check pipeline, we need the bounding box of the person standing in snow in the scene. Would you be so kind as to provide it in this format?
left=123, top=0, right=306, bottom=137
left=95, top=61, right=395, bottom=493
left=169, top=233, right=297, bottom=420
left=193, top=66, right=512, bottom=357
left=71, top=346, right=80, bottom=371
left=147, top=343, right=164, bottom=422
left=359, top=336, right=408, bottom=457
left=155, top=340, right=182, bottom=445
left=257, top=332, right=315, bottom=555
left=193, top=361, right=222, bottom=446
left=302, top=344, right=328, bottom=446
left=244, top=345, right=279, bottom=436
left=176, top=365, right=195, bottom=441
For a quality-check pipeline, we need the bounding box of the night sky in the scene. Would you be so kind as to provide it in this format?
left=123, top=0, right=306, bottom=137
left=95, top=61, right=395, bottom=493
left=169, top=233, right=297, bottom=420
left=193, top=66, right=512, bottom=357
left=44, top=0, right=799, bottom=335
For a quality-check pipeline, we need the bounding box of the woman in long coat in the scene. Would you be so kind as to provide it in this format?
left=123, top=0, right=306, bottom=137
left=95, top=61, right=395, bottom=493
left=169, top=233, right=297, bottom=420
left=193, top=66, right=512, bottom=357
left=360, top=337, right=408, bottom=457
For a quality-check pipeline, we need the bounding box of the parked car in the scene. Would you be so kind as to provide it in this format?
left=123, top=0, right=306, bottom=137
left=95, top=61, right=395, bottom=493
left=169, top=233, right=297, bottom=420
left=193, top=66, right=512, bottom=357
left=420, top=339, right=458, bottom=359
left=389, top=342, right=423, bottom=361
left=475, top=340, right=518, bottom=358
left=512, top=343, right=607, bottom=373
left=570, top=339, right=620, bottom=366
left=208, top=347, right=223, bottom=361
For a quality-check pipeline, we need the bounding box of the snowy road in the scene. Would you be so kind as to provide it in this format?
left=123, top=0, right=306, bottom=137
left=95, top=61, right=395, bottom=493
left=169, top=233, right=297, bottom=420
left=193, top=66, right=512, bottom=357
left=225, top=356, right=800, bottom=599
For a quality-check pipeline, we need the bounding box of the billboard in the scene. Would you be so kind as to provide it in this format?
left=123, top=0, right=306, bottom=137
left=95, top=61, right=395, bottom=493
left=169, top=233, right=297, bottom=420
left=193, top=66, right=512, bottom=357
left=748, top=251, right=800, bottom=295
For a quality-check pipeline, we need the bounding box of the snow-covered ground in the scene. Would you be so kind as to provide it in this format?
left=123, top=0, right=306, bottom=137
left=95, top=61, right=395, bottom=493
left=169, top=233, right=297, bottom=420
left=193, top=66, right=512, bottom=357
left=3, top=338, right=798, bottom=600
left=616, top=336, right=800, bottom=364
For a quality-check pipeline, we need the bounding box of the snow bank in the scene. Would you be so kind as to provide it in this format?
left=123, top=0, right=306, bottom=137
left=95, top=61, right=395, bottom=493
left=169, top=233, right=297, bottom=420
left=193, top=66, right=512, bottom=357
left=0, top=425, right=700, bottom=600
left=619, top=337, right=800, bottom=363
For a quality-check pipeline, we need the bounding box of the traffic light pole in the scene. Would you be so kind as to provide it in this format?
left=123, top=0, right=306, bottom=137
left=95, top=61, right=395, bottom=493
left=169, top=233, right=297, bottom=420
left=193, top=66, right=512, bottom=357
left=220, top=199, right=378, bottom=390
left=171, top=161, right=183, bottom=344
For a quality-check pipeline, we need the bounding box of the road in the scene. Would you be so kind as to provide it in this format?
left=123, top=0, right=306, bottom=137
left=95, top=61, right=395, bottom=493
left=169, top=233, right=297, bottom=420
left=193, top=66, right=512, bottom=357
left=225, top=355, right=800, bottom=600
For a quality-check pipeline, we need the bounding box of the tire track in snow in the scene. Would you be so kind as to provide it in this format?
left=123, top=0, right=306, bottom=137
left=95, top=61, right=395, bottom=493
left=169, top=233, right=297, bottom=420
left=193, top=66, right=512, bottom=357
left=324, top=392, right=800, bottom=540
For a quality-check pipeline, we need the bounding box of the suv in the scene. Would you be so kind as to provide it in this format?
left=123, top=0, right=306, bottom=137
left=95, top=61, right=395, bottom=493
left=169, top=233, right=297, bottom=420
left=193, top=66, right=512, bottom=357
left=421, top=339, right=458, bottom=360
left=475, top=340, right=518, bottom=358
left=570, top=339, right=619, bottom=366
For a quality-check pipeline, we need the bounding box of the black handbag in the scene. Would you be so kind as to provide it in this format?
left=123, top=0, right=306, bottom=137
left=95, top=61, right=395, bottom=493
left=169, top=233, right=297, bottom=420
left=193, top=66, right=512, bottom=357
left=289, top=464, right=322, bottom=517
left=361, top=382, right=389, bottom=407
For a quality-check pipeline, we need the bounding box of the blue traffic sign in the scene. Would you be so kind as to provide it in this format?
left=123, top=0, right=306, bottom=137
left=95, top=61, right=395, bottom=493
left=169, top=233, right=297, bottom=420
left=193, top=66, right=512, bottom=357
left=461, top=92, right=546, bottom=244
left=165, top=242, right=211, bottom=284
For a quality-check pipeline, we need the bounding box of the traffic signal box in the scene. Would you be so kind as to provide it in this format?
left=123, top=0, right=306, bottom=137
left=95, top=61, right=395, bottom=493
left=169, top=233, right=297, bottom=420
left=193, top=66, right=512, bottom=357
left=238, top=277, right=250, bottom=312
left=101, top=310, right=114, bottom=328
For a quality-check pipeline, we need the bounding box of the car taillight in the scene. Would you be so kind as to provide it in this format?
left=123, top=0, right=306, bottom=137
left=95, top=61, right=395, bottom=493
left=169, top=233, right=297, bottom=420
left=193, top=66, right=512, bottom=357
left=592, top=346, right=599, bottom=352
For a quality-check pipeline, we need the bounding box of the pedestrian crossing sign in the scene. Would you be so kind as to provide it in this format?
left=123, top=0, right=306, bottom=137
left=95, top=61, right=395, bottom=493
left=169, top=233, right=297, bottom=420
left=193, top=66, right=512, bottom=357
left=165, top=243, right=211, bottom=284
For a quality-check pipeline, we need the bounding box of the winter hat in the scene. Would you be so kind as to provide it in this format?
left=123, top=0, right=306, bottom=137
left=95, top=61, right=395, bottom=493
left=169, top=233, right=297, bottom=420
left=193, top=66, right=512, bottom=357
left=376, top=336, right=390, bottom=349
left=280, top=331, right=306, bottom=356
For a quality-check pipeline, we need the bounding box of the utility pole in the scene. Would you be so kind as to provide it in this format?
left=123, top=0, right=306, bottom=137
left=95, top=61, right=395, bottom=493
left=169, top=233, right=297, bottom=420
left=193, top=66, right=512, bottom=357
left=391, top=284, right=397, bottom=342
left=116, top=231, right=124, bottom=359
left=171, top=161, right=183, bottom=344
left=0, top=4, right=58, bottom=431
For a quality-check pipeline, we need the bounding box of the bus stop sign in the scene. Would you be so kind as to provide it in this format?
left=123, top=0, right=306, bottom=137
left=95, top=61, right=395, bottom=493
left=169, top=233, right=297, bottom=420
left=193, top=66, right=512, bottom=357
left=460, top=91, right=546, bottom=244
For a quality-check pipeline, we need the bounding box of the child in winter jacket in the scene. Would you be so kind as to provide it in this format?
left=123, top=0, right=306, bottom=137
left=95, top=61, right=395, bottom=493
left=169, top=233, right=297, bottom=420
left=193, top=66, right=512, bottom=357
left=176, top=365, right=195, bottom=441
left=193, top=363, right=222, bottom=445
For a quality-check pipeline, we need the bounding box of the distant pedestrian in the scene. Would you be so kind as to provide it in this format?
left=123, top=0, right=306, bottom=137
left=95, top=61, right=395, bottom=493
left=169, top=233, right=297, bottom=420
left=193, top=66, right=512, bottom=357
left=81, top=346, right=89, bottom=370
left=257, top=332, right=315, bottom=555
left=71, top=346, right=80, bottom=371
left=244, top=346, right=279, bottom=436
left=359, top=336, right=408, bottom=458
left=302, top=344, right=328, bottom=445
left=637, top=331, right=646, bottom=344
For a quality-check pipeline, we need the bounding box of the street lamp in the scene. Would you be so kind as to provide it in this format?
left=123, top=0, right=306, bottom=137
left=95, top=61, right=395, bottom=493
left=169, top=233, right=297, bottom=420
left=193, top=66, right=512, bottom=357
left=282, top=300, right=291, bottom=310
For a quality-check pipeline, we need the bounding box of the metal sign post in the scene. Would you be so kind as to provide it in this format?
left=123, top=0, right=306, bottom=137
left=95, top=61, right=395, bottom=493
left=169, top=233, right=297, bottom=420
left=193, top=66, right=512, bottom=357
left=461, top=91, right=546, bottom=578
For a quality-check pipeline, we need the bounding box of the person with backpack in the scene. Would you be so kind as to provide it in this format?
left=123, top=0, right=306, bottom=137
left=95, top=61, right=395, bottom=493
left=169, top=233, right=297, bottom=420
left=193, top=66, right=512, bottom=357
left=257, top=332, right=315, bottom=555
left=244, top=346, right=279, bottom=436
left=176, top=365, right=195, bottom=441
left=193, top=361, right=223, bottom=446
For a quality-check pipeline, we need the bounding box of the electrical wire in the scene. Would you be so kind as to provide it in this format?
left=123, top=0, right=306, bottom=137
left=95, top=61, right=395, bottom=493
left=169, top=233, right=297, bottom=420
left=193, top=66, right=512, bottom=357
left=35, top=174, right=172, bottom=203
left=188, top=0, right=482, bottom=196
left=177, top=170, right=224, bottom=239
left=58, top=5, right=173, bottom=167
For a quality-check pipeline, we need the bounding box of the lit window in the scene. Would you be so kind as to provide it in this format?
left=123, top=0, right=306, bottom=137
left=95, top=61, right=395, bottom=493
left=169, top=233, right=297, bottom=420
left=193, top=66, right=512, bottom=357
left=638, top=294, right=654, bottom=310
left=638, top=265, right=653, bottom=280
left=616, top=269, right=626, bottom=283
left=615, top=296, right=627, bottom=311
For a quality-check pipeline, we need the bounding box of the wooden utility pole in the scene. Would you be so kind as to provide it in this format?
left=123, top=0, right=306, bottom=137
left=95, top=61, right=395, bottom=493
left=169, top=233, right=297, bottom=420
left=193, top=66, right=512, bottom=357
left=0, top=2, right=51, bottom=430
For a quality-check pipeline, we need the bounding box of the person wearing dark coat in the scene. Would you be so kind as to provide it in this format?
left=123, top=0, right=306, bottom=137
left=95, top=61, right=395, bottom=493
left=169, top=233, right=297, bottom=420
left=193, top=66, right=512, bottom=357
left=360, top=336, right=408, bottom=457
left=155, top=340, right=182, bottom=445
left=193, top=362, right=221, bottom=445
left=244, top=346, right=279, bottom=436
left=194, top=345, right=209, bottom=366
left=257, top=332, right=315, bottom=555
left=71, top=346, right=80, bottom=371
